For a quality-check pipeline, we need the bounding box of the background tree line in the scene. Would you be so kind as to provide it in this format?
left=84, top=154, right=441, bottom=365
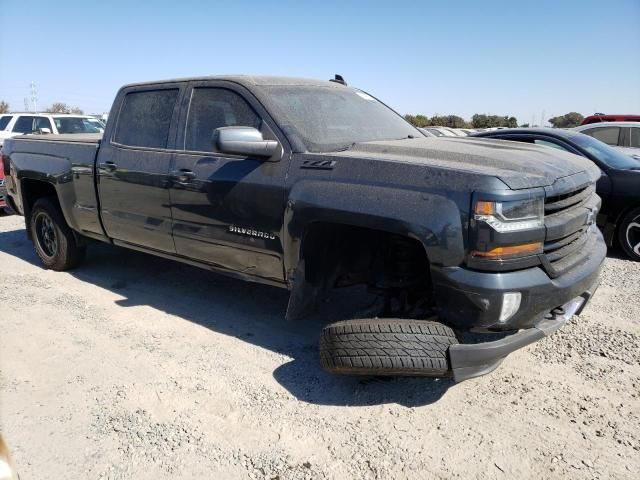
left=0, top=101, right=83, bottom=115
left=404, top=113, right=519, bottom=129
left=404, top=111, right=586, bottom=129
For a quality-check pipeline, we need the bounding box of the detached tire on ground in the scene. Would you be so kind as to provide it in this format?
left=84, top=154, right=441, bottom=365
left=320, top=318, right=459, bottom=376
left=30, top=197, right=86, bottom=271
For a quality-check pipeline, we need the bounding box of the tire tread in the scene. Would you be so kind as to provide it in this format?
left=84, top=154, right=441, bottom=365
left=320, top=318, right=458, bottom=377
left=30, top=197, right=85, bottom=271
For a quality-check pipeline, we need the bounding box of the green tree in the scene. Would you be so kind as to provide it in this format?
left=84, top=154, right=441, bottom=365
left=471, top=114, right=489, bottom=128
left=0, top=101, right=9, bottom=114
left=405, top=114, right=468, bottom=128
left=404, top=114, right=431, bottom=128
left=472, top=113, right=519, bottom=128
left=430, top=115, right=466, bottom=128
left=45, top=102, right=84, bottom=115
left=548, top=112, right=584, bottom=128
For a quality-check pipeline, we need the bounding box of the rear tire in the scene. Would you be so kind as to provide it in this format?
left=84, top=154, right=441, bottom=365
left=30, top=197, right=85, bottom=271
left=320, top=317, right=458, bottom=377
left=618, top=206, right=640, bottom=261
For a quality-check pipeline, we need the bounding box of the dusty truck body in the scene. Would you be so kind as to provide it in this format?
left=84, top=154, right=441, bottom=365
left=2, top=76, right=605, bottom=381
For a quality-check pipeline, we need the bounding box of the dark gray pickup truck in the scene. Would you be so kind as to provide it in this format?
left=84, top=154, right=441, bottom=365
left=2, top=75, right=606, bottom=381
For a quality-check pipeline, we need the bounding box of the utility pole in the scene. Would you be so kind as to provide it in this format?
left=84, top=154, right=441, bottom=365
left=24, top=98, right=29, bottom=111
left=541, top=110, right=545, bottom=128
left=30, top=81, right=38, bottom=112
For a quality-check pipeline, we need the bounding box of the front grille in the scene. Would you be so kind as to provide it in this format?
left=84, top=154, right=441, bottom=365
left=545, top=184, right=594, bottom=214
left=543, top=182, right=598, bottom=277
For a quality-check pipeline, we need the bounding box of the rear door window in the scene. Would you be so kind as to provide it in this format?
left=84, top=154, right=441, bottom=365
left=114, top=89, right=179, bottom=148
left=12, top=116, right=36, bottom=133
left=0, top=116, right=13, bottom=130
left=184, top=87, right=261, bottom=152
left=54, top=117, right=101, bottom=133
left=583, top=126, right=621, bottom=146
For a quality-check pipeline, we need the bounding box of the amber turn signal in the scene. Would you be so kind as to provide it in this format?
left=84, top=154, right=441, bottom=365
left=471, top=242, right=543, bottom=259
left=474, top=200, right=495, bottom=216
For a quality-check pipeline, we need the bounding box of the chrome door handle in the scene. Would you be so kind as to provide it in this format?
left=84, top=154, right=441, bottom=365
left=102, top=161, right=117, bottom=172
left=171, top=169, right=196, bottom=183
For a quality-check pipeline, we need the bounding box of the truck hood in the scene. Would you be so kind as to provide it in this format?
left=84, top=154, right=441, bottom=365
left=327, top=137, right=600, bottom=189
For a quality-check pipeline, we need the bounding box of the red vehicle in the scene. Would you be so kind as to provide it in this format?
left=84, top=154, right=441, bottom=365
left=0, top=151, right=7, bottom=210
left=581, top=114, right=640, bottom=125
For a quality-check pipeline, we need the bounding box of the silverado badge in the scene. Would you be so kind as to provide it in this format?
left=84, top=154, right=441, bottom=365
left=228, top=225, right=277, bottom=240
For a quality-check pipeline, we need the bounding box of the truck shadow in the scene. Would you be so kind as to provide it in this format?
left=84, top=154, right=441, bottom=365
left=0, top=223, right=454, bottom=406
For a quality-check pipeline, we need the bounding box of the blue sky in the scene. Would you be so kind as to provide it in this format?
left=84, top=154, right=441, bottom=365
left=1, top=0, right=639, bottom=125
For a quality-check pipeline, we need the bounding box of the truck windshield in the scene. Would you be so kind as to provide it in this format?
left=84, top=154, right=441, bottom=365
left=54, top=117, right=101, bottom=134
left=570, top=133, right=640, bottom=170
left=264, top=86, right=420, bottom=152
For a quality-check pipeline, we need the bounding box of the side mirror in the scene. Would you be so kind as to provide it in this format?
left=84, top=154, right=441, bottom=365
left=214, top=126, right=279, bottom=159
left=37, top=128, right=52, bottom=134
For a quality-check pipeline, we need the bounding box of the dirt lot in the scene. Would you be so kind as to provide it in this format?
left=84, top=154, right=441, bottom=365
left=0, top=213, right=638, bottom=480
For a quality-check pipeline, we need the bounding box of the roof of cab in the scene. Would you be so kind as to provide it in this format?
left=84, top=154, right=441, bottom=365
left=120, top=75, right=346, bottom=90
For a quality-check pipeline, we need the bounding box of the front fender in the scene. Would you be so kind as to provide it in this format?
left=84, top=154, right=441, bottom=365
left=282, top=179, right=467, bottom=280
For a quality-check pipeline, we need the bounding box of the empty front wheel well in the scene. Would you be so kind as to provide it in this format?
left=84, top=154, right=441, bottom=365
left=298, top=222, right=433, bottom=304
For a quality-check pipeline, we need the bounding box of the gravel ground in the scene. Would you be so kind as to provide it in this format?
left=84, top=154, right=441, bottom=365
left=0, top=213, right=639, bottom=479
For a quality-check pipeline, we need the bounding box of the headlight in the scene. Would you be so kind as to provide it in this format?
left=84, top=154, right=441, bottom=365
left=474, top=198, right=544, bottom=232
left=471, top=197, right=545, bottom=261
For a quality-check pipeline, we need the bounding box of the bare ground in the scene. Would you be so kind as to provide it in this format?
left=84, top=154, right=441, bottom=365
left=0, top=213, right=638, bottom=479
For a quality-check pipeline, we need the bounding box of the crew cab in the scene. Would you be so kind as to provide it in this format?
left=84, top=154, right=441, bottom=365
left=2, top=75, right=606, bottom=381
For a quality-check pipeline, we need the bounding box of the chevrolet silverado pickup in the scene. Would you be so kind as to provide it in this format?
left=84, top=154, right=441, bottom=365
left=2, top=75, right=606, bottom=381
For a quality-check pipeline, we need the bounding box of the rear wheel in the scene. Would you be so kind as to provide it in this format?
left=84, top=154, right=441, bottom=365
left=30, top=197, right=85, bottom=270
left=618, top=207, right=640, bottom=261
left=320, top=317, right=458, bottom=377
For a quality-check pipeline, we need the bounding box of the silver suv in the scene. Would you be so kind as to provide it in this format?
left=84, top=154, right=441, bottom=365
left=0, top=113, right=103, bottom=148
left=574, top=122, right=640, bottom=160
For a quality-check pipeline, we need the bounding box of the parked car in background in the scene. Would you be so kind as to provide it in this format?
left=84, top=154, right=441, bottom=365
left=422, top=126, right=458, bottom=137
left=449, top=129, right=468, bottom=136
left=417, top=128, right=437, bottom=137
left=0, top=113, right=103, bottom=148
left=581, top=114, right=640, bottom=125
left=574, top=122, right=640, bottom=160
left=471, top=128, right=640, bottom=260
left=0, top=114, right=13, bottom=132
left=0, top=152, right=7, bottom=213
left=86, top=117, right=106, bottom=132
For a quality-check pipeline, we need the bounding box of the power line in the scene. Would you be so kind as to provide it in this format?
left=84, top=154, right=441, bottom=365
left=30, top=81, right=38, bottom=112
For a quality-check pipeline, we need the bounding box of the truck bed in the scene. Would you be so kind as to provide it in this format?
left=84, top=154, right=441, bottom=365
left=5, top=133, right=104, bottom=238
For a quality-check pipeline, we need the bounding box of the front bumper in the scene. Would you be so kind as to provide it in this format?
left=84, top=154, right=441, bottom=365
left=431, top=225, right=606, bottom=331
left=449, top=290, right=596, bottom=382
